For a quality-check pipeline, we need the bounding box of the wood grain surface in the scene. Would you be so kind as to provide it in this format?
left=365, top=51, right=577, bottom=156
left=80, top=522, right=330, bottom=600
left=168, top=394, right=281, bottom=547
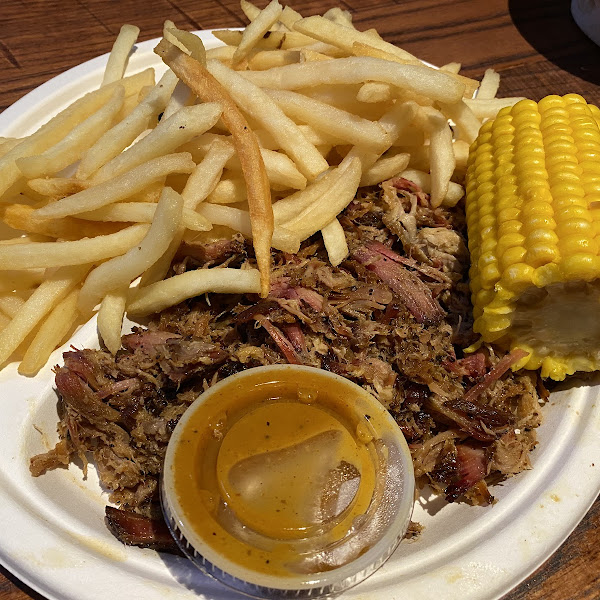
left=0, top=0, right=599, bottom=599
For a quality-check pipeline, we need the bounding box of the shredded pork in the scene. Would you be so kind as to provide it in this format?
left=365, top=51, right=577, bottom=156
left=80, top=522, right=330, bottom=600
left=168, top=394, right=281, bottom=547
left=31, top=178, right=543, bottom=541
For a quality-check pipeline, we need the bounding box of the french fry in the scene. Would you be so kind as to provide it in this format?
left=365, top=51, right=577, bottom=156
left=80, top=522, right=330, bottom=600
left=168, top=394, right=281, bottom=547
left=321, top=218, right=348, bottom=266
left=207, top=177, right=246, bottom=204
left=34, top=153, right=195, bottom=219
left=421, top=107, right=455, bottom=208
left=198, top=203, right=300, bottom=253
left=265, top=89, right=391, bottom=153
left=167, top=27, right=207, bottom=63
left=247, top=49, right=300, bottom=70
left=77, top=69, right=178, bottom=180
left=156, top=40, right=273, bottom=297
left=357, top=82, right=393, bottom=103
left=323, top=7, right=354, bottom=27
left=0, top=270, right=46, bottom=294
left=27, top=177, right=90, bottom=198
left=0, top=224, right=149, bottom=270
left=212, top=29, right=314, bottom=50
left=18, top=287, right=81, bottom=376
left=0, top=69, right=154, bottom=197
left=240, top=0, right=261, bottom=21
left=240, top=57, right=466, bottom=104
left=477, top=68, right=501, bottom=99
left=398, top=168, right=464, bottom=207
left=127, top=268, right=262, bottom=317
left=92, top=103, right=222, bottom=183
left=206, top=58, right=329, bottom=181
left=78, top=187, right=183, bottom=313
left=360, top=152, right=410, bottom=186
left=438, top=100, right=481, bottom=144
left=351, top=42, right=479, bottom=99
left=294, top=15, right=421, bottom=63
left=77, top=202, right=211, bottom=232
left=1, top=204, right=124, bottom=240
left=16, top=86, right=126, bottom=179
left=0, top=293, right=26, bottom=318
left=463, top=97, right=525, bottom=119
left=102, top=25, right=140, bottom=85
left=97, top=288, right=127, bottom=355
left=0, top=264, right=89, bottom=366
left=440, top=62, right=462, bottom=75
left=453, top=140, right=470, bottom=172
left=282, top=156, right=362, bottom=240
left=233, top=0, right=283, bottom=67
left=0, top=312, right=10, bottom=332
left=140, top=140, right=235, bottom=288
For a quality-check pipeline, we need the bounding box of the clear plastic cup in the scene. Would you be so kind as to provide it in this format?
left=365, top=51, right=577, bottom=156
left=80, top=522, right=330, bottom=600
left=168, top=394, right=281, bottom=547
left=161, top=365, right=414, bottom=599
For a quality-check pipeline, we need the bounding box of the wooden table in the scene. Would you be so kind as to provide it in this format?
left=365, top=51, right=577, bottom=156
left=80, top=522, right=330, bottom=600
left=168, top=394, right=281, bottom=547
left=0, top=0, right=599, bottom=598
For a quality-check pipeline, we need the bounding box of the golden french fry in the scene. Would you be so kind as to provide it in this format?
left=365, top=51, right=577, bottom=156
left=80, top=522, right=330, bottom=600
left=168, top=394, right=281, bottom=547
left=265, top=89, right=391, bottom=153
left=16, top=86, right=126, bottom=179
left=27, top=177, right=90, bottom=198
left=282, top=156, right=362, bottom=240
left=97, top=288, right=127, bottom=355
left=167, top=28, right=207, bottom=63
left=440, top=62, right=462, bottom=75
left=34, top=153, right=195, bottom=219
left=0, top=312, right=10, bottom=332
left=77, top=187, right=183, bottom=313
left=207, top=177, right=246, bottom=204
left=321, top=218, right=348, bottom=266
left=18, top=287, right=81, bottom=376
left=0, top=224, right=149, bottom=270
left=0, top=269, right=46, bottom=294
left=360, top=152, right=410, bottom=186
left=156, top=39, right=274, bottom=297
left=77, top=69, right=178, bottom=180
left=247, top=49, right=300, bottom=70
left=351, top=42, right=479, bottom=99
left=0, top=293, right=26, bottom=318
left=0, top=264, right=89, bottom=366
left=463, top=97, right=525, bottom=119
left=357, top=82, right=392, bottom=103
left=453, top=140, right=470, bottom=171
left=77, top=202, right=210, bottom=232
left=102, top=25, right=140, bottom=85
left=240, top=0, right=261, bottom=21
left=207, top=59, right=329, bottom=181
left=240, top=57, right=466, bottom=104
left=212, top=29, right=313, bottom=50
left=294, top=15, right=420, bottom=64
left=299, top=48, right=333, bottom=62
left=398, top=168, right=465, bottom=207
left=438, top=100, right=481, bottom=144
left=233, top=0, right=283, bottom=67
left=92, top=103, right=222, bottom=183
left=477, top=68, right=501, bottom=99
left=1, top=204, right=124, bottom=240
left=197, top=203, right=300, bottom=253
left=0, top=69, right=154, bottom=197
left=128, top=267, right=262, bottom=316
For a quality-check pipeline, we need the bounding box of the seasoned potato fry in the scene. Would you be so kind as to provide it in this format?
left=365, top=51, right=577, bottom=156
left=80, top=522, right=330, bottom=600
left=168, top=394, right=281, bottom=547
left=18, top=287, right=81, bottom=376
left=128, top=268, right=262, bottom=317
left=102, top=24, right=140, bottom=85
left=34, top=153, right=194, bottom=219
left=78, top=187, right=183, bottom=313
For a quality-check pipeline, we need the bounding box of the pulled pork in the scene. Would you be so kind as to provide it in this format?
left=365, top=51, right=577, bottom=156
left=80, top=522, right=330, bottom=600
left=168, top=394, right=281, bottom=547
left=31, top=178, right=542, bottom=537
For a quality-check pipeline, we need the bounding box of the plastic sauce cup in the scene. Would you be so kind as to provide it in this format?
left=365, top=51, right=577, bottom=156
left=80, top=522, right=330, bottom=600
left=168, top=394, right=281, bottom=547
left=161, top=365, right=414, bottom=598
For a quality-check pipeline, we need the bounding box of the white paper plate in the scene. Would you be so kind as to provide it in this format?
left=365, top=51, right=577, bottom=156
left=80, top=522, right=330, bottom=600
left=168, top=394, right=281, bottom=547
left=1, top=30, right=599, bottom=600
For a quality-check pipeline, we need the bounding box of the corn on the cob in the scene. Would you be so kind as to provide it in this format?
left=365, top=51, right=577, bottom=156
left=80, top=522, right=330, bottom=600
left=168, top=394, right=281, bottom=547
left=465, top=94, right=600, bottom=380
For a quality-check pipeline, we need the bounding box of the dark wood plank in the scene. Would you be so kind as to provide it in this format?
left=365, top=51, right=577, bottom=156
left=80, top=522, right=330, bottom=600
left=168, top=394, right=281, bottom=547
left=0, top=1, right=599, bottom=599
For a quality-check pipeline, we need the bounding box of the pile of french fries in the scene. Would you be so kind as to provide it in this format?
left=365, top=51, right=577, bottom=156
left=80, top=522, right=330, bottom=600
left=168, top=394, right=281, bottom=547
left=0, top=1, right=524, bottom=376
